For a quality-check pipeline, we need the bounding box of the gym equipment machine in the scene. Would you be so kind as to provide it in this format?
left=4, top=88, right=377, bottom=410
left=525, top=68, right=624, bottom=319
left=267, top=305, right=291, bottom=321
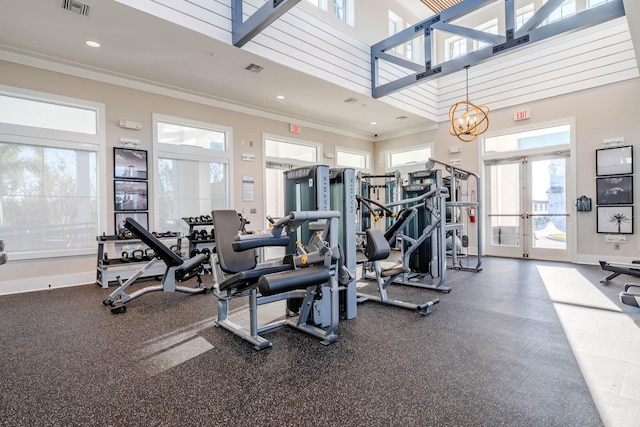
left=283, top=165, right=357, bottom=322
left=102, top=218, right=208, bottom=314
left=425, top=159, right=483, bottom=272
left=357, top=171, right=402, bottom=231
left=357, top=227, right=440, bottom=315
left=329, top=167, right=358, bottom=320
left=385, top=179, right=451, bottom=292
left=211, top=209, right=342, bottom=350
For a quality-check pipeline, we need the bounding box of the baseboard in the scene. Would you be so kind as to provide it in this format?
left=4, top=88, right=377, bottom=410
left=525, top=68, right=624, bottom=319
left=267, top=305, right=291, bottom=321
left=0, top=272, right=95, bottom=296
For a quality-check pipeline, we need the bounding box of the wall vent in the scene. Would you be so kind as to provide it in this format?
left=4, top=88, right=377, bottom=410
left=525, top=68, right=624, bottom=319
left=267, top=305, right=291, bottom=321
left=245, top=63, right=264, bottom=73
left=61, top=0, right=91, bottom=17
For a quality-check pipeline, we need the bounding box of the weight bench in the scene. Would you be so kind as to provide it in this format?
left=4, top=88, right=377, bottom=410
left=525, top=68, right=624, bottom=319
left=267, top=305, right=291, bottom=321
left=357, top=228, right=439, bottom=315
left=102, top=218, right=208, bottom=314
left=211, top=209, right=341, bottom=350
left=599, top=260, right=640, bottom=284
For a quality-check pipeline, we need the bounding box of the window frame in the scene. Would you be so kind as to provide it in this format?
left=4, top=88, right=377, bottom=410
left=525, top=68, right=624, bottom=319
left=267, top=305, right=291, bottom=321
left=152, top=113, right=233, bottom=231
left=0, top=85, right=106, bottom=260
left=335, top=146, right=371, bottom=172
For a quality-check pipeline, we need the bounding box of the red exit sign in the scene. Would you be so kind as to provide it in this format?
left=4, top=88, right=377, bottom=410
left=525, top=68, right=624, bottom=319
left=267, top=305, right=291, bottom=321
left=514, top=109, right=530, bottom=121
left=289, top=123, right=301, bottom=133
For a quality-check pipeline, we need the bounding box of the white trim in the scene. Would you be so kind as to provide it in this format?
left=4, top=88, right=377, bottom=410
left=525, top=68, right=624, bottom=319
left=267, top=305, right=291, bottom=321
left=0, top=48, right=375, bottom=141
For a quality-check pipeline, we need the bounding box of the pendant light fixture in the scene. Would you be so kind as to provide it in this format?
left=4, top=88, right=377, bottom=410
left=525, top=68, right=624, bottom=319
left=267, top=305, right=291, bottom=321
left=449, top=65, right=489, bottom=143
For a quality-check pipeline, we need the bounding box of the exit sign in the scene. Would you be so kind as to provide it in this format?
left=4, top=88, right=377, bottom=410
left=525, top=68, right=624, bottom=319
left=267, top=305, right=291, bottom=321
left=289, top=123, right=301, bottom=133
left=514, top=109, right=530, bottom=121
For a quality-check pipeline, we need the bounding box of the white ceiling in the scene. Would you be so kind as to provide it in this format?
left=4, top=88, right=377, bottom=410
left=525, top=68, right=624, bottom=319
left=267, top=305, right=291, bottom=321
left=0, top=0, right=438, bottom=139
left=0, top=1, right=638, bottom=140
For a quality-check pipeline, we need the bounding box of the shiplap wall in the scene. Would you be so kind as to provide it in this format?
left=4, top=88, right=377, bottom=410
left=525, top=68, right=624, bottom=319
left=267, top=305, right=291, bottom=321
left=435, top=17, right=638, bottom=121
left=115, top=0, right=637, bottom=124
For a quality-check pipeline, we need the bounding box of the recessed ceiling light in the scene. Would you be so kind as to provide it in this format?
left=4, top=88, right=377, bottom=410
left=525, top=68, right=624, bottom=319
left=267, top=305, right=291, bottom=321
left=370, top=121, right=377, bottom=125
left=85, top=40, right=100, bottom=48
left=276, top=95, right=286, bottom=100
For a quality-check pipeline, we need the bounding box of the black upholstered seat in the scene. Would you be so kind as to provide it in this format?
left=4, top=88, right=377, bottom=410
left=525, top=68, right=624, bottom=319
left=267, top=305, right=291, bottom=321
left=211, top=210, right=292, bottom=293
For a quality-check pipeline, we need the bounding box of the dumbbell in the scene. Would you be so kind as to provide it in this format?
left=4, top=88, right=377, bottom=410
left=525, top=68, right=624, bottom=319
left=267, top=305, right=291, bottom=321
left=199, top=229, right=209, bottom=240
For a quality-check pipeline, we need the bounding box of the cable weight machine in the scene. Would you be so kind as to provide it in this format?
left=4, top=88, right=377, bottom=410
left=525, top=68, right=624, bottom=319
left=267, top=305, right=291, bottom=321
left=425, top=158, right=483, bottom=272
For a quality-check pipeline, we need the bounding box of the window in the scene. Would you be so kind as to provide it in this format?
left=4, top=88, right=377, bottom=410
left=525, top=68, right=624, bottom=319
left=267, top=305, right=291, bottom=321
left=388, top=146, right=432, bottom=169
left=474, top=20, right=498, bottom=51
left=336, top=147, right=370, bottom=171
left=587, top=0, right=611, bottom=7
left=484, top=124, right=571, bottom=154
left=306, top=0, right=328, bottom=11
left=386, top=145, right=433, bottom=179
left=516, top=4, right=535, bottom=30
left=334, top=0, right=346, bottom=21
left=264, top=137, right=320, bottom=163
left=446, top=37, right=467, bottom=61
left=388, top=10, right=403, bottom=54
left=154, top=115, right=232, bottom=235
left=544, top=0, right=576, bottom=25
left=0, top=94, right=97, bottom=134
left=0, top=87, right=104, bottom=259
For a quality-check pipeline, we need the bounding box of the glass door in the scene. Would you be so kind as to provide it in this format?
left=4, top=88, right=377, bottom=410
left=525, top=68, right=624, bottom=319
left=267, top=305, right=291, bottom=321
left=526, top=154, right=569, bottom=260
left=486, top=158, right=523, bottom=258
left=485, top=153, right=570, bottom=261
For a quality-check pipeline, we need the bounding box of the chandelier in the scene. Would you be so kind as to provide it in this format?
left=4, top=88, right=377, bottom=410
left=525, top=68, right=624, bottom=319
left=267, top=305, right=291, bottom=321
left=449, top=66, right=489, bottom=143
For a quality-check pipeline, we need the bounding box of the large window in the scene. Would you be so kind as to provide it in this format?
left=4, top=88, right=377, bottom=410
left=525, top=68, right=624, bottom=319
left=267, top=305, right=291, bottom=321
left=154, top=115, right=231, bottom=235
left=0, top=87, right=104, bottom=259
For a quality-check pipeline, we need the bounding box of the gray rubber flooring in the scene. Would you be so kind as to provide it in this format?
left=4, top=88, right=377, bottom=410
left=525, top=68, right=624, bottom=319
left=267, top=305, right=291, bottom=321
left=1, top=257, right=638, bottom=426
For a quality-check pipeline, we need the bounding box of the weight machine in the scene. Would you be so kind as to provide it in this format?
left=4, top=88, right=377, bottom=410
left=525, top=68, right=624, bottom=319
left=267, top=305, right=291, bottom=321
left=211, top=209, right=342, bottom=350
left=425, top=159, right=483, bottom=273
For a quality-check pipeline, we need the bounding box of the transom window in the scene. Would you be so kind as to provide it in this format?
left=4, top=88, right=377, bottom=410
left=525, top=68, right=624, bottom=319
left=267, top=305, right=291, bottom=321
left=264, top=137, right=320, bottom=163
left=336, top=147, right=370, bottom=171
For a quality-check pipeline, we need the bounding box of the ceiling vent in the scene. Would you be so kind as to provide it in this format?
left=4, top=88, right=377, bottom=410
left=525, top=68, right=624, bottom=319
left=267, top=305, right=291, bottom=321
left=343, top=97, right=358, bottom=103
left=245, top=63, right=264, bottom=73
left=61, top=0, right=91, bottom=16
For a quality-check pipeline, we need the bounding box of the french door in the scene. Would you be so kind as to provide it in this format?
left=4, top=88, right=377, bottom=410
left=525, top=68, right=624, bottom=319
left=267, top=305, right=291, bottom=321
left=485, top=152, right=570, bottom=261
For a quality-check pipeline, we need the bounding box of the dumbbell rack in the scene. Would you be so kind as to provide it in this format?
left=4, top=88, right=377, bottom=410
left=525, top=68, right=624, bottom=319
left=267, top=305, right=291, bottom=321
left=183, top=216, right=215, bottom=271
left=95, top=234, right=182, bottom=289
